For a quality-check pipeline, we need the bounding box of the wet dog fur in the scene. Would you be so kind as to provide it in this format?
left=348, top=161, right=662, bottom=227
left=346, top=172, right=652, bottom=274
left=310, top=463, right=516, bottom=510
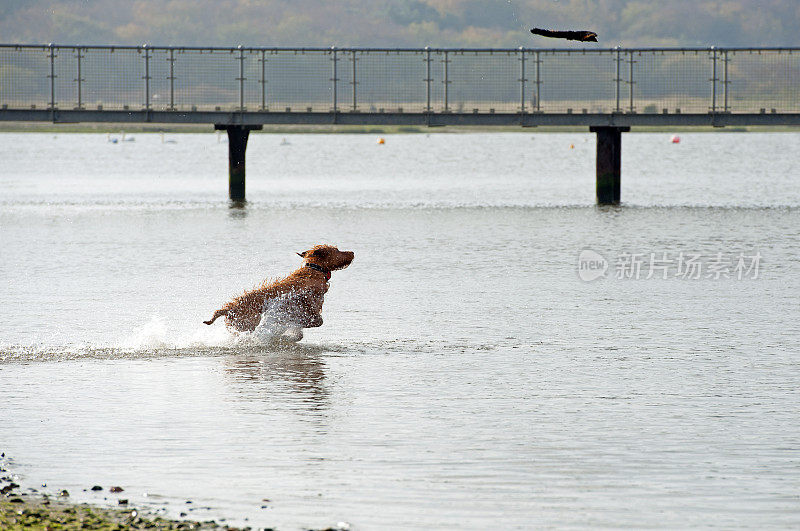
left=204, top=245, right=354, bottom=341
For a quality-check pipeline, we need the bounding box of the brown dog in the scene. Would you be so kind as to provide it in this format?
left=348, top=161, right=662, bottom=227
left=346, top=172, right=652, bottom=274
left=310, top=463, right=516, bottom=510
left=204, top=245, right=353, bottom=341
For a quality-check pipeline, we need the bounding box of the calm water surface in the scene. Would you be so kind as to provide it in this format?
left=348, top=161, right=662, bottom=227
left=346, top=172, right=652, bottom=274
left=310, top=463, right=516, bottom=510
left=1, top=132, right=799, bottom=529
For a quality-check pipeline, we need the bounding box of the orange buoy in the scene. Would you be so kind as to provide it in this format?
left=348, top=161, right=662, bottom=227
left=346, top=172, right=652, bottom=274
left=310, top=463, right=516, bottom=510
left=671, top=135, right=681, bottom=144
left=377, top=137, right=385, bottom=144
left=569, top=144, right=575, bottom=149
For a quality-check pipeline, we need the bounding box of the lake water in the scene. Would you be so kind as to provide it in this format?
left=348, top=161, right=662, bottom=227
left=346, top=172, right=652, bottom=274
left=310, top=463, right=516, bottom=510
left=1, top=132, right=799, bottom=529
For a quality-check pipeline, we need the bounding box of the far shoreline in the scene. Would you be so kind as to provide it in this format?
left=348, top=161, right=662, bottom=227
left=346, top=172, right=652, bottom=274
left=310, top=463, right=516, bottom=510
left=1, top=122, right=798, bottom=134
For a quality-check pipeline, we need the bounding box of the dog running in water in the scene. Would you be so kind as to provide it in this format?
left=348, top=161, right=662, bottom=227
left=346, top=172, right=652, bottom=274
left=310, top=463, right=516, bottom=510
left=204, top=245, right=354, bottom=342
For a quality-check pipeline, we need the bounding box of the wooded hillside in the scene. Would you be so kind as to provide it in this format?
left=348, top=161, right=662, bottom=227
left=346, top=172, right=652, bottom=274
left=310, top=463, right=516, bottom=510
left=1, top=0, right=798, bottom=48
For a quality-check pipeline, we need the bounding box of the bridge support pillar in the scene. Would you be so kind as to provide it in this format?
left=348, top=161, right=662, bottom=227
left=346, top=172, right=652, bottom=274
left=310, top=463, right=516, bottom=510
left=590, top=126, right=630, bottom=205
left=215, top=124, right=262, bottom=202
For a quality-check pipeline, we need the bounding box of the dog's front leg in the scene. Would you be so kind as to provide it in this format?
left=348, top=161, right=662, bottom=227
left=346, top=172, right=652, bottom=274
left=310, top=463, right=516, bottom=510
left=296, top=292, right=324, bottom=328
left=305, top=314, right=323, bottom=327
left=295, top=308, right=323, bottom=328
left=282, top=327, right=304, bottom=342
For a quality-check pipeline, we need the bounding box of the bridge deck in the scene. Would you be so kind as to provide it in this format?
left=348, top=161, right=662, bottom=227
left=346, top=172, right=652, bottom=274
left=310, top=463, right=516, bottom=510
left=1, top=45, right=799, bottom=127
left=3, top=109, right=800, bottom=128
left=3, top=44, right=799, bottom=205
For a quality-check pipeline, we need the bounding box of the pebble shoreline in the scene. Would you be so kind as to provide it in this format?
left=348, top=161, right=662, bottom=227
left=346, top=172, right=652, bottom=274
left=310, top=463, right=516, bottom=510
left=0, top=456, right=257, bottom=531
left=0, top=495, right=239, bottom=530
left=1, top=455, right=347, bottom=531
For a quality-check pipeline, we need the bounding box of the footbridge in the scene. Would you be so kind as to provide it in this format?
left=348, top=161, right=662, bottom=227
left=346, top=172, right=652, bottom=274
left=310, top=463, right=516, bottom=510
left=2, top=44, right=799, bottom=203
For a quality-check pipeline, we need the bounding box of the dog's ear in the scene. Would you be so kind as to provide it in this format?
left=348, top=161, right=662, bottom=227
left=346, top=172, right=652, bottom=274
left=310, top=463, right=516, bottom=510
left=299, top=247, right=328, bottom=259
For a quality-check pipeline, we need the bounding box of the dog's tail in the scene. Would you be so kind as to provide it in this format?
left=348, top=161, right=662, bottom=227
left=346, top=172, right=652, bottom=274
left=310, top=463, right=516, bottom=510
left=203, top=309, right=228, bottom=325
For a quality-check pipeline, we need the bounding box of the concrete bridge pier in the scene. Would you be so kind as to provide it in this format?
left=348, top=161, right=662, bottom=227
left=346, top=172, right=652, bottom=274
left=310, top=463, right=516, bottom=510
left=591, top=126, right=630, bottom=205
left=214, top=124, right=263, bottom=202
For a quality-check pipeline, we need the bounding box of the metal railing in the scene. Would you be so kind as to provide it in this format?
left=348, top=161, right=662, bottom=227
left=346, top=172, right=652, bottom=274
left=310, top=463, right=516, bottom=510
left=1, top=44, right=799, bottom=115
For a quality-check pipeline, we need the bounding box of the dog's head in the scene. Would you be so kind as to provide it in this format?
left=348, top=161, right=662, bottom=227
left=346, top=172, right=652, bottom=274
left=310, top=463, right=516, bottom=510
left=298, top=245, right=354, bottom=271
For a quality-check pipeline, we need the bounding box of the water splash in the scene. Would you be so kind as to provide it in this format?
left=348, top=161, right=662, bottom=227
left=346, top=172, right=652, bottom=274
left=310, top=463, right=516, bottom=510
left=120, top=314, right=232, bottom=350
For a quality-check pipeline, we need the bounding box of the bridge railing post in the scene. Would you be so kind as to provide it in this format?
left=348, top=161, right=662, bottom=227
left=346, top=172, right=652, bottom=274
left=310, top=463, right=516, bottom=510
left=442, top=50, right=450, bottom=112
left=331, top=46, right=338, bottom=114
left=350, top=50, right=357, bottom=112
left=723, top=49, right=730, bottom=112
left=626, top=50, right=636, bottom=113
left=168, top=47, right=175, bottom=111
left=424, top=46, right=431, bottom=114
left=259, top=49, right=266, bottom=111
left=518, top=47, right=526, bottom=114
left=47, top=43, right=56, bottom=114
left=614, top=47, right=622, bottom=113
left=711, top=46, right=718, bottom=114
left=75, top=47, right=84, bottom=110
left=534, top=50, right=541, bottom=112
left=237, top=45, right=245, bottom=113
left=142, top=44, right=150, bottom=112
